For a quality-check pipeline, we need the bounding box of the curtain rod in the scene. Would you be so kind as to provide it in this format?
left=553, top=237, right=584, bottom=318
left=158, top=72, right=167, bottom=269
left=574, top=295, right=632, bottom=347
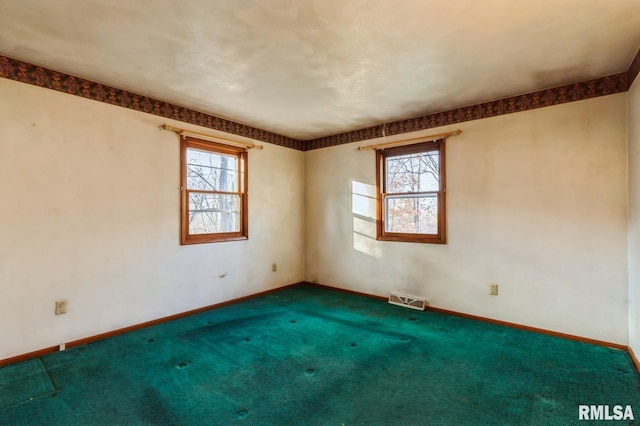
left=357, top=129, right=462, bottom=151
left=161, top=124, right=264, bottom=150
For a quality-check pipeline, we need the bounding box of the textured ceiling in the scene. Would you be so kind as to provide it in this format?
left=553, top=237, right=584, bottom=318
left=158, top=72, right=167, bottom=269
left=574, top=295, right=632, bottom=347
left=1, top=0, right=639, bottom=140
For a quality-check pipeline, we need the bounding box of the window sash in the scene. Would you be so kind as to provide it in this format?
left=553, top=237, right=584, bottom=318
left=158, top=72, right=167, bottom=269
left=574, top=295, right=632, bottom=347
left=384, top=150, right=440, bottom=194
left=383, top=193, right=439, bottom=234
left=187, top=191, right=243, bottom=234
left=180, top=137, right=248, bottom=244
left=185, top=148, right=240, bottom=192
left=376, top=140, right=446, bottom=244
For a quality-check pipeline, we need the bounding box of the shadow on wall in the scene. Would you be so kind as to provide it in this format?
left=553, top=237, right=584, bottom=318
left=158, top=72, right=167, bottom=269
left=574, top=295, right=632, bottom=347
left=352, top=181, right=380, bottom=258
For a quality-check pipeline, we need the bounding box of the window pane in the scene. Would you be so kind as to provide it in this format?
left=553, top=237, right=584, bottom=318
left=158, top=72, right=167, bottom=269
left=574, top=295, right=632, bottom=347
left=385, top=195, right=438, bottom=234
left=386, top=151, right=439, bottom=193
left=186, top=148, right=238, bottom=192
left=188, top=192, right=240, bottom=234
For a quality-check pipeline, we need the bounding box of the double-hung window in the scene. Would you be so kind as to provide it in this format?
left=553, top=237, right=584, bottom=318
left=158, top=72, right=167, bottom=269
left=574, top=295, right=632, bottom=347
left=180, top=137, right=248, bottom=244
left=376, top=139, right=446, bottom=244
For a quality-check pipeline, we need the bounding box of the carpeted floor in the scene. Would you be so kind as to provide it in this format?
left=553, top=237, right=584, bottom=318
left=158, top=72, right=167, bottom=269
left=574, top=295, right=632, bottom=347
left=1, top=285, right=638, bottom=425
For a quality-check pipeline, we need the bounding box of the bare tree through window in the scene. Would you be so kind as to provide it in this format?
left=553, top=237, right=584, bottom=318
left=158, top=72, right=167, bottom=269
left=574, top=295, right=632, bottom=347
left=186, top=149, right=239, bottom=234
left=386, top=150, right=439, bottom=233
left=377, top=140, right=446, bottom=244
left=181, top=137, right=247, bottom=244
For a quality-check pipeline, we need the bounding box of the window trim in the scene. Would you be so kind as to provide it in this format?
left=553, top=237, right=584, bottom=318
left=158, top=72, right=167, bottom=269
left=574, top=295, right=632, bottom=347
left=180, top=136, right=248, bottom=245
left=376, top=139, right=446, bottom=244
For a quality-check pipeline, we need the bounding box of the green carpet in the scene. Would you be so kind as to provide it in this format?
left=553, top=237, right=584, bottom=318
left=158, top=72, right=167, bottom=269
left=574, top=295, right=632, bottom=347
left=0, top=358, right=55, bottom=410
left=1, top=285, right=638, bottom=425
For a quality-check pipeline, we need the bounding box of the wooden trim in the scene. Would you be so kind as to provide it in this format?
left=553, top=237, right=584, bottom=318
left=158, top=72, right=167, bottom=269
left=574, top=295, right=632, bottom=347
left=180, top=136, right=249, bottom=245
left=304, top=281, right=388, bottom=301
left=184, top=137, right=247, bottom=155
left=180, top=136, right=188, bottom=243
left=0, top=345, right=60, bottom=368
left=629, top=346, right=640, bottom=373
left=4, top=281, right=636, bottom=372
left=376, top=139, right=446, bottom=244
left=357, top=130, right=461, bottom=151
left=375, top=149, right=384, bottom=239
left=241, top=148, right=249, bottom=241
left=427, top=305, right=628, bottom=351
left=65, top=286, right=294, bottom=350
left=161, top=124, right=264, bottom=150
left=439, top=139, right=447, bottom=243
left=303, top=282, right=628, bottom=351
left=0, top=282, right=305, bottom=367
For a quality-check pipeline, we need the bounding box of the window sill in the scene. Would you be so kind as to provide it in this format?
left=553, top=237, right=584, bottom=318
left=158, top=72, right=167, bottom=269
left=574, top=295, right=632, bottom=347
left=377, top=233, right=446, bottom=244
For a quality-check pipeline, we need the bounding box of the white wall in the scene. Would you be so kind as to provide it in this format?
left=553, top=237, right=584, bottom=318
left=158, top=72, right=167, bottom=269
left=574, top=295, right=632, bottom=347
left=305, top=94, right=629, bottom=344
left=630, top=76, right=640, bottom=355
left=1, top=72, right=634, bottom=360
left=0, top=78, right=305, bottom=360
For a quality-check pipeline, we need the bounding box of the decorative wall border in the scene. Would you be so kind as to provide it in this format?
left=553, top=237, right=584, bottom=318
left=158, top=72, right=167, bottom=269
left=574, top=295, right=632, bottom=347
left=629, top=47, right=640, bottom=89
left=1, top=48, right=639, bottom=153
left=0, top=55, right=302, bottom=150
left=303, top=72, right=629, bottom=150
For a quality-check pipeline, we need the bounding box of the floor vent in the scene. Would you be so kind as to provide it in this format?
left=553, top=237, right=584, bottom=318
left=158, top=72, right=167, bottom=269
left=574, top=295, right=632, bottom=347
left=388, top=293, right=427, bottom=311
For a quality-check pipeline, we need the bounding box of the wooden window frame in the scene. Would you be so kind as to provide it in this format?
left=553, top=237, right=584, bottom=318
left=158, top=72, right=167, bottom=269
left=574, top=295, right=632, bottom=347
left=180, top=136, right=248, bottom=245
left=376, top=139, right=446, bottom=244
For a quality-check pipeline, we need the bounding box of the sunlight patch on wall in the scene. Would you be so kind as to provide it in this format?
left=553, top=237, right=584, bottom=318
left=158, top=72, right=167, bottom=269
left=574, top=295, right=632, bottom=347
left=352, top=181, right=380, bottom=258
left=352, top=181, right=376, bottom=219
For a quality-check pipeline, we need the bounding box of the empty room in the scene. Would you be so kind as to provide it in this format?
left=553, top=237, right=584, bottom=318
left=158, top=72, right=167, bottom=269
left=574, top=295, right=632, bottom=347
left=1, top=1, right=640, bottom=424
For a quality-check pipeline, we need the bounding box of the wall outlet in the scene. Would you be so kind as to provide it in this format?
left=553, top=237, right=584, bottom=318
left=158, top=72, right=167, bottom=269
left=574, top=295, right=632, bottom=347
left=272, top=263, right=277, bottom=272
left=55, top=300, right=67, bottom=315
left=490, top=284, right=499, bottom=296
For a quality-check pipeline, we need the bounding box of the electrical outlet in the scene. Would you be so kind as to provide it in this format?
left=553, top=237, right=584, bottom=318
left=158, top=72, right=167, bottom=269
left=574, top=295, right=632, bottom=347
left=490, top=284, right=499, bottom=296
left=272, top=263, right=277, bottom=272
left=55, top=300, right=67, bottom=315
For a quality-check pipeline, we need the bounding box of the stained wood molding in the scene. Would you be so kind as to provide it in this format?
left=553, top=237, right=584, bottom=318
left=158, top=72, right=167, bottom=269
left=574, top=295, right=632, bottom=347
left=304, top=281, right=636, bottom=369
left=0, top=282, right=304, bottom=367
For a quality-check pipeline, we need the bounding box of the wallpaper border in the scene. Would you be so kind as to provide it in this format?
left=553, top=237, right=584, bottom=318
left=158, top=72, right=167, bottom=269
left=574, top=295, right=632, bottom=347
left=0, top=55, right=303, bottom=150
left=1, top=50, right=638, bottom=152
left=303, top=72, right=629, bottom=150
